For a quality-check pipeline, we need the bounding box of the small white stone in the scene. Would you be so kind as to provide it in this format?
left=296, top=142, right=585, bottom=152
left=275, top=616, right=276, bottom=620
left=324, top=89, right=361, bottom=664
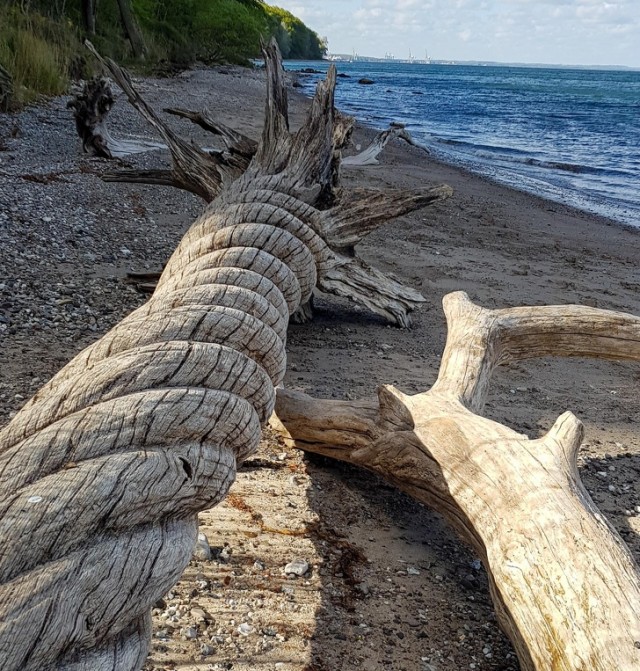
left=193, top=532, right=212, bottom=561
left=238, top=623, right=253, bottom=636
left=27, top=496, right=43, bottom=504
left=284, top=559, right=309, bottom=576
left=407, top=567, right=420, bottom=576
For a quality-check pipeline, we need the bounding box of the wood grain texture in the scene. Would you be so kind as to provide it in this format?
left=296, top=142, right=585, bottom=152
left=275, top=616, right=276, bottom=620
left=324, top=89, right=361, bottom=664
left=273, top=291, right=640, bottom=671
left=0, top=42, right=316, bottom=671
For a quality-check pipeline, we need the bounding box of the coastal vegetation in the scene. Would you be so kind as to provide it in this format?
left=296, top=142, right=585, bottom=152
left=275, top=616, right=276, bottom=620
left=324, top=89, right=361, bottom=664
left=0, top=0, right=326, bottom=108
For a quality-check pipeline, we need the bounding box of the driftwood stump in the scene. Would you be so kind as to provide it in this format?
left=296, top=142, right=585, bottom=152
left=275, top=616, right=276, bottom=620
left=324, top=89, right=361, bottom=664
left=0, top=42, right=451, bottom=670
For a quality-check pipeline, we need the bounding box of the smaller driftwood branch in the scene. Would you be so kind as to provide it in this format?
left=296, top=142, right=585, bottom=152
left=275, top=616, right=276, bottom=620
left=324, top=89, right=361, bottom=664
left=85, top=41, right=226, bottom=201
left=343, top=124, right=424, bottom=166
left=273, top=291, right=640, bottom=671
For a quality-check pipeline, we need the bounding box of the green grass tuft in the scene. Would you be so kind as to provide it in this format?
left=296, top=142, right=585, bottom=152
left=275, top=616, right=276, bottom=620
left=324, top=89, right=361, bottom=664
left=0, top=7, right=84, bottom=107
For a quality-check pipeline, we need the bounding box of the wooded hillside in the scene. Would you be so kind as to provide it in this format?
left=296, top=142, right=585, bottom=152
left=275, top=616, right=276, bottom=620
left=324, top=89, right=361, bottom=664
left=0, top=0, right=326, bottom=108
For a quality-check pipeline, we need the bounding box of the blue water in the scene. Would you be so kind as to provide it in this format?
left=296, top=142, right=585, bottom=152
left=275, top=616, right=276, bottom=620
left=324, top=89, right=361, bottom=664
left=284, top=61, right=640, bottom=227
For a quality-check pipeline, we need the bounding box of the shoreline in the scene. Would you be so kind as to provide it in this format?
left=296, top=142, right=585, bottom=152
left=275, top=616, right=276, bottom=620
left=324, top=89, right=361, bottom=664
left=349, top=112, right=636, bottom=233
left=1, top=65, right=639, bottom=671
left=288, top=64, right=640, bottom=230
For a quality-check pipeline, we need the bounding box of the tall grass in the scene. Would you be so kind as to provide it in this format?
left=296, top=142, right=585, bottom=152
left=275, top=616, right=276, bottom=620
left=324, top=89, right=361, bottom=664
left=0, top=7, right=83, bottom=107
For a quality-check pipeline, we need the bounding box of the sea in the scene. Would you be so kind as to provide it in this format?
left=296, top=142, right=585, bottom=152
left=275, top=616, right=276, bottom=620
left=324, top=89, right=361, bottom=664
left=283, top=60, right=640, bottom=228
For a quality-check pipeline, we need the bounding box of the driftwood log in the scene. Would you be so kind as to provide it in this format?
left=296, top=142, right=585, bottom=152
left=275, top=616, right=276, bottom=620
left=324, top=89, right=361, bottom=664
left=343, top=123, right=424, bottom=166
left=273, top=291, right=640, bottom=670
left=0, top=42, right=451, bottom=670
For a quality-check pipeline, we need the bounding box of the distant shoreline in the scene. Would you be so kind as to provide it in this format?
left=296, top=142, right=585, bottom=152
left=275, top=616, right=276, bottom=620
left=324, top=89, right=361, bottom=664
left=318, top=57, right=640, bottom=72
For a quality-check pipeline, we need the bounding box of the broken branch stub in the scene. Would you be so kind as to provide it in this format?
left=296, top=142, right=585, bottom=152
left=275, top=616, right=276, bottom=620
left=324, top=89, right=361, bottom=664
left=273, top=291, right=640, bottom=671
left=343, top=123, right=424, bottom=167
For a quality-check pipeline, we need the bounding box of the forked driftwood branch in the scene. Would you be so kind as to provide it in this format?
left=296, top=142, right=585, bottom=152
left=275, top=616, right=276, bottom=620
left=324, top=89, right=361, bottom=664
left=0, top=42, right=450, bottom=670
left=273, top=291, right=640, bottom=671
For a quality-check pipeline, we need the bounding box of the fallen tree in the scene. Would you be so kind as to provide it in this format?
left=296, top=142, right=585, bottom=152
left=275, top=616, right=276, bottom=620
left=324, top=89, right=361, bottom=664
left=0, top=42, right=450, bottom=670
left=273, top=291, right=640, bottom=670
left=3, top=39, right=640, bottom=671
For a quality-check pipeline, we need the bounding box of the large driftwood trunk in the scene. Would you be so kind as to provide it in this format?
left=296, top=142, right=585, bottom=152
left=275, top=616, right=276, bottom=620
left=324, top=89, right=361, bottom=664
left=273, top=291, right=640, bottom=670
left=0, top=42, right=450, bottom=670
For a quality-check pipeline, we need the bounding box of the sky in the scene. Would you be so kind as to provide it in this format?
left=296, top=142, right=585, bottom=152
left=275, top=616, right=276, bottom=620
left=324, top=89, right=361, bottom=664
left=274, top=0, right=640, bottom=67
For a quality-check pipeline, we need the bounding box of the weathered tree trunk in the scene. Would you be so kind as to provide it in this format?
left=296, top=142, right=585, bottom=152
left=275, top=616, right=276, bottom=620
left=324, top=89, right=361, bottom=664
left=115, top=0, right=147, bottom=59
left=0, top=41, right=450, bottom=670
left=84, top=41, right=451, bottom=326
left=80, top=0, right=97, bottom=36
left=273, top=291, right=640, bottom=671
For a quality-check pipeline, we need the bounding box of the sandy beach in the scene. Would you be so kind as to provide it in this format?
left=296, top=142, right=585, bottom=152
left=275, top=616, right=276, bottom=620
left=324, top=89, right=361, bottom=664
left=1, top=65, right=639, bottom=671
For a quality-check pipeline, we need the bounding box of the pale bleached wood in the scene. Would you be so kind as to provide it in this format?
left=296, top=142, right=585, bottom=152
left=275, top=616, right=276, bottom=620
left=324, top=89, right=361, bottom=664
left=0, top=42, right=317, bottom=671
left=342, top=124, right=423, bottom=166
left=273, top=291, right=640, bottom=671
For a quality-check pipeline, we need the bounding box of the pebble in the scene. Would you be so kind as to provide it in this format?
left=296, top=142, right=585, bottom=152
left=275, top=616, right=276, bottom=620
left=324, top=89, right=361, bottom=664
left=237, top=623, right=253, bottom=636
left=190, top=607, right=208, bottom=622
left=193, top=532, right=212, bottom=561
left=183, top=626, right=198, bottom=639
left=284, top=559, right=309, bottom=576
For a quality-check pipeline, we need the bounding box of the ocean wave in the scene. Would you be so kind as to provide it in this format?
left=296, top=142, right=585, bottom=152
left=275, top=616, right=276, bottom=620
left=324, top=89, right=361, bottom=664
left=429, top=137, right=634, bottom=178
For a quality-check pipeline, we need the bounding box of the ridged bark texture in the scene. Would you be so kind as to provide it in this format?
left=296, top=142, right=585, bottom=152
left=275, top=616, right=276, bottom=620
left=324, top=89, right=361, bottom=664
left=0, top=154, right=333, bottom=671
left=0, top=44, right=328, bottom=671
left=0, top=41, right=453, bottom=670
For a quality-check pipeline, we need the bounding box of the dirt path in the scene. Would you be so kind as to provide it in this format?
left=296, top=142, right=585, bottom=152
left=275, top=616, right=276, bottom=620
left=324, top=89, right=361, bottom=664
left=1, top=65, right=639, bottom=671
